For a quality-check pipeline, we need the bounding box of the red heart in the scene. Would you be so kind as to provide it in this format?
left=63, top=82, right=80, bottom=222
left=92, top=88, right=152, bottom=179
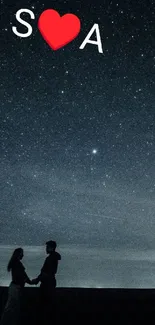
left=38, top=9, right=81, bottom=50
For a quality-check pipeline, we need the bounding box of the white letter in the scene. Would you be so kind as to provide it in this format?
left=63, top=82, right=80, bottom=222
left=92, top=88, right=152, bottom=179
left=79, top=23, right=103, bottom=53
left=12, top=9, right=35, bottom=38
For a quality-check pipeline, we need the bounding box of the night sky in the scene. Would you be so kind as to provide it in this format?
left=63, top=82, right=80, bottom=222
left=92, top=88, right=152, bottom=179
left=0, top=0, right=155, bottom=248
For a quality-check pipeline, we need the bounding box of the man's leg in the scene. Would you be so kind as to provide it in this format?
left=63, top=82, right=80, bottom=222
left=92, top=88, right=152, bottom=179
left=37, top=280, right=56, bottom=324
left=36, top=284, right=47, bottom=325
left=46, top=278, right=57, bottom=323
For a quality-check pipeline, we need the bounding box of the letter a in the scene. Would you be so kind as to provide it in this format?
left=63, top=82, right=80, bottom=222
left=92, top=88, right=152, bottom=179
left=79, top=24, right=103, bottom=53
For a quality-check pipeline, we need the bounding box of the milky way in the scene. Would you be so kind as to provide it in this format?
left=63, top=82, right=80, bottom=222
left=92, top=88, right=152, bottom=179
left=0, top=0, right=155, bottom=248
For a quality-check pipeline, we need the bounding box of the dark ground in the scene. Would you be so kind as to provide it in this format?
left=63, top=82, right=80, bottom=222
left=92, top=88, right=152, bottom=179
left=1, top=287, right=155, bottom=324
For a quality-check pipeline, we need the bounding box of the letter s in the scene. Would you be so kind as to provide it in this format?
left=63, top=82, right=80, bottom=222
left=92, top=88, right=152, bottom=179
left=12, top=9, right=35, bottom=38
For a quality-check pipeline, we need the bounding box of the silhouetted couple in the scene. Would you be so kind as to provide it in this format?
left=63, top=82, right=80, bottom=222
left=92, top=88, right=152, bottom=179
left=0, top=240, right=61, bottom=325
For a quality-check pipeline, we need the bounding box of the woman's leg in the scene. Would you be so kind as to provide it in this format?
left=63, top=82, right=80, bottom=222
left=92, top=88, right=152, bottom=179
left=0, top=283, right=22, bottom=325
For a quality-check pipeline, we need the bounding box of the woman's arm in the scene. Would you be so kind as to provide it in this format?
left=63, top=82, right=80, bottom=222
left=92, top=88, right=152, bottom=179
left=24, top=271, right=32, bottom=284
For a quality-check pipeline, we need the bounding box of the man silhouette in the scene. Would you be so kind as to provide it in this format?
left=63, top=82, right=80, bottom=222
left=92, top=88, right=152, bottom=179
left=32, top=240, right=61, bottom=322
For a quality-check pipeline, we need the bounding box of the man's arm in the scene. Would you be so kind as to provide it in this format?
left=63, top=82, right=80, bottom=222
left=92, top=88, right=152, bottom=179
left=31, top=272, right=44, bottom=285
left=32, top=258, right=48, bottom=284
left=32, top=271, right=44, bottom=284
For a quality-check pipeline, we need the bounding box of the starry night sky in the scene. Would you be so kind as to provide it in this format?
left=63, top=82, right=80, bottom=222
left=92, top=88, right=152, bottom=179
left=0, top=0, right=155, bottom=248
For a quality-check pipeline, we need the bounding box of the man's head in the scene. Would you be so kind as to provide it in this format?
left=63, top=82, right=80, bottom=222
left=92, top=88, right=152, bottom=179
left=46, top=240, right=56, bottom=254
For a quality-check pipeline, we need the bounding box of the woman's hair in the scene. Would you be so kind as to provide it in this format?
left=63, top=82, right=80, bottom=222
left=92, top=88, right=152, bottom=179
left=7, top=248, right=23, bottom=272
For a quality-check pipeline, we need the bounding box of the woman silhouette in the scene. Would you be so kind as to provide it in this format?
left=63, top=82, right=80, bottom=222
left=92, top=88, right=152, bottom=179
left=0, top=247, right=32, bottom=325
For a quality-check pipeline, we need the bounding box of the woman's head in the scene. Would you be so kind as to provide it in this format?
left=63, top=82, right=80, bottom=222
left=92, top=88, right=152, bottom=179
left=7, top=248, right=24, bottom=272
